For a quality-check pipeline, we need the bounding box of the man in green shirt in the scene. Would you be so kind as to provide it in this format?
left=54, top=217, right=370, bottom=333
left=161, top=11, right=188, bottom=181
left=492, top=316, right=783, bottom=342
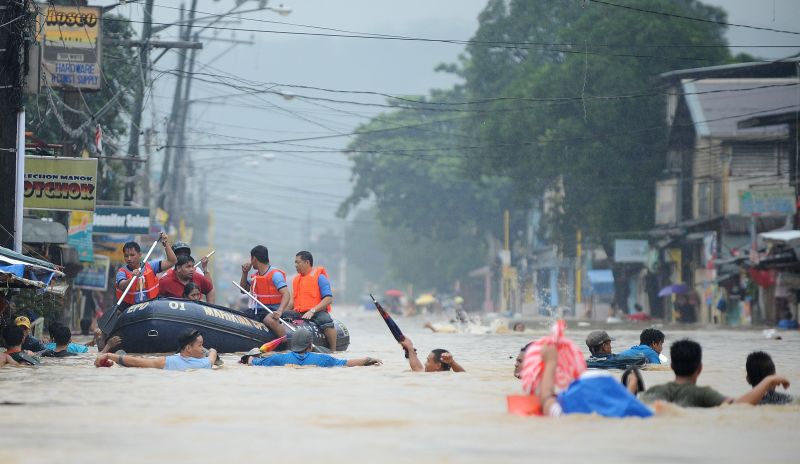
left=641, top=339, right=790, bottom=407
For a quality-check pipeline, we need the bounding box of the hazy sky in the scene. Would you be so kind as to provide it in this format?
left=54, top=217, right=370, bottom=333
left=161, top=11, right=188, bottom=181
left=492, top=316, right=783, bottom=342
left=89, top=0, right=800, bottom=282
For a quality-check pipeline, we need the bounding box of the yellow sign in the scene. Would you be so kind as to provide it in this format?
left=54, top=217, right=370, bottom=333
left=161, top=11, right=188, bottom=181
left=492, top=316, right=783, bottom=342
left=39, top=4, right=102, bottom=89
left=24, top=156, right=98, bottom=211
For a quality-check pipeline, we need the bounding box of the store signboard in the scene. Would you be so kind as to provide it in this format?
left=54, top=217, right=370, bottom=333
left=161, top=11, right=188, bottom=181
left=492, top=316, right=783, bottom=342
left=38, top=4, right=102, bottom=89
left=23, top=156, right=97, bottom=211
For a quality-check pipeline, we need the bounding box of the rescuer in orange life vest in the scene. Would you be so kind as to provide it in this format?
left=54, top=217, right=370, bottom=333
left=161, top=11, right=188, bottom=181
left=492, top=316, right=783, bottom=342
left=115, top=232, right=177, bottom=308
left=270, top=251, right=338, bottom=351
left=239, top=245, right=292, bottom=328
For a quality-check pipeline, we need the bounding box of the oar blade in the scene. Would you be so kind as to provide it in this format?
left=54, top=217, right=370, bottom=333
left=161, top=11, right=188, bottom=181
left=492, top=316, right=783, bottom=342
left=259, top=335, right=287, bottom=353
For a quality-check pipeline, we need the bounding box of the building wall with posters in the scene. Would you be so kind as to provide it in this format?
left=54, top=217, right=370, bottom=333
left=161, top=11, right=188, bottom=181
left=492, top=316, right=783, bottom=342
left=651, top=60, right=800, bottom=325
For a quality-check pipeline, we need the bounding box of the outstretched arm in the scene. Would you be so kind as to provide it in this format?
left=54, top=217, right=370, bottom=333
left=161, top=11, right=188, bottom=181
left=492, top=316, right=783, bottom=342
left=735, top=375, right=791, bottom=405
left=399, top=337, right=423, bottom=372
left=95, top=352, right=166, bottom=369
left=346, top=357, right=382, bottom=367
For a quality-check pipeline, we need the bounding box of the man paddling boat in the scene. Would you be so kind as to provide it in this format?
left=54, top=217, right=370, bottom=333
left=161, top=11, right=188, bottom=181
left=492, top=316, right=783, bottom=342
left=115, top=232, right=176, bottom=309
left=239, top=245, right=292, bottom=328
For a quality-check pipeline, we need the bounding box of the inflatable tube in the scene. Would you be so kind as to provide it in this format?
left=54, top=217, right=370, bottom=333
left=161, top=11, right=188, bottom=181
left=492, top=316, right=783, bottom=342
left=586, top=354, right=647, bottom=370
left=110, top=298, right=350, bottom=354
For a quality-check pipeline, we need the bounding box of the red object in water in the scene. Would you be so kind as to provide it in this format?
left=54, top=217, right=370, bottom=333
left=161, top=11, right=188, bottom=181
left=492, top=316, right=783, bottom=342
left=260, top=335, right=287, bottom=353
left=384, top=289, right=404, bottom=297
left=627, top=312, right=651, bottom=322
left=520, top=320, right=586, bottom=394
left=506, top=394, right=542, bottom=416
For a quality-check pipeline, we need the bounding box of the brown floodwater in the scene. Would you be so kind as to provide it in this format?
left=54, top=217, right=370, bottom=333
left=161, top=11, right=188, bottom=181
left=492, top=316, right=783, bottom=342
left=1, top=307, right=798, bottom=463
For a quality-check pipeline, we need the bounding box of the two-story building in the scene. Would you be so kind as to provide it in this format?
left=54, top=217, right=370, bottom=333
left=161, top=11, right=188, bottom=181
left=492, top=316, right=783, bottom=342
left=651, top=59, right=800, bottom=324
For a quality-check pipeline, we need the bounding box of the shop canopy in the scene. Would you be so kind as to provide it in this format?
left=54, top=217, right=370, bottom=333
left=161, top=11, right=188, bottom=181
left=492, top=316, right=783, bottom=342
left=586, top=270, right=615, bottom=296
left=0, top=246, right=64, bottom=292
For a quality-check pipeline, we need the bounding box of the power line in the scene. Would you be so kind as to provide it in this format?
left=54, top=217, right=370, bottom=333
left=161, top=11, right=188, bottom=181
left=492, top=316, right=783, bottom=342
left=589, top=0, right=800, bottom=36
left=147, top=1, right=800, bottom=49
left=99, top=15, right=764, bottom=65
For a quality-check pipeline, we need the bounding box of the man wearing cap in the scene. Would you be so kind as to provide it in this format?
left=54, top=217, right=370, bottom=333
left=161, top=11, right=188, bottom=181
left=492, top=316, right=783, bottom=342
left=586, top=330, right=646, bottom=369
left=243, top=328, right=381, bottom=368
left=586, top=330, right=615, bottom=357
left=15, top=316, right=46, bottom=352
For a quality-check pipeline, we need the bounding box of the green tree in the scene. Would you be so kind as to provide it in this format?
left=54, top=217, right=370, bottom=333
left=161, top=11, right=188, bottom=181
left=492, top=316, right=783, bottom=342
left=338, top=99, right=512, bottom=291
left=458, top=0, right=731, bottom=251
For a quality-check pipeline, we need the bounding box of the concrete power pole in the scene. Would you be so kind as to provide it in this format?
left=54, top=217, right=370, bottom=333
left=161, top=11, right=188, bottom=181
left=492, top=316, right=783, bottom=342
left=124, top=0, right=154, bottom=204
left=158, top=0, right=198, bottom=226
left=0, top=1, right=34, bottom=251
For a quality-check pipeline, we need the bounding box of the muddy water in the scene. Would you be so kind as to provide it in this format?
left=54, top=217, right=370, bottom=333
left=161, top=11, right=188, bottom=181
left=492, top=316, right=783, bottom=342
left=1, top=308, right=797, bottom=463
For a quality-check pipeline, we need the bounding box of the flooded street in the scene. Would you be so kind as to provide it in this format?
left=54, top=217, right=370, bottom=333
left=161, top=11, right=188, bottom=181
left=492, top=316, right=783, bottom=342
left=1, top=308, right=798, bottom=463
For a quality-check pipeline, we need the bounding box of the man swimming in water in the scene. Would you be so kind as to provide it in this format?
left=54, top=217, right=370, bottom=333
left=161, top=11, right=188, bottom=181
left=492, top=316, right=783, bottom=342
left=398, top=337, right=464, bottom=372
left=640, top=339, right=790, bottom=407
left=94, top=328, right=217, bottom=371
left=514, top=343, right=531, bottom=379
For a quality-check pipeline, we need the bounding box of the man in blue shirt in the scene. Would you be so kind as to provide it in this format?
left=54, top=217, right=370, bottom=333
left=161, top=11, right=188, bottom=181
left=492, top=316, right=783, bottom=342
left=244, top=328, right=381, bottom=368
left=94, top=328, right=217, bottom=371
left=618, top=328, right=665, bottom=364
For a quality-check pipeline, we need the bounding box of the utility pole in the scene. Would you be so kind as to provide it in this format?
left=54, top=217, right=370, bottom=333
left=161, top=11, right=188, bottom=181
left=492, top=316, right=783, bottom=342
left=158, top=0, right=198, bottom=226
left=0, top=1, right=34, bottom=251
left=124, top=0, right=154, bottom=204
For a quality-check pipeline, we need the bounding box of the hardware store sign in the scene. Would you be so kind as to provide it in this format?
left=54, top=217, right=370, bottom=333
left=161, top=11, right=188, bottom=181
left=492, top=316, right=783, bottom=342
left=39, top=4, right=102, bottom=89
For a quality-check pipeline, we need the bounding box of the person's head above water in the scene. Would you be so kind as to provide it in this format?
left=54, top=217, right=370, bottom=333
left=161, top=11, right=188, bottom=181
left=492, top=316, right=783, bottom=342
left=670, top=338, right=702, bottom=379
left=513, top=322, right=525, bottom=332
left=639, top=328, right=665, bottom=353
left=3, top=324, right=24, bottom=348
left=586, top=330, right=614, bottom=356
left=425, top=348, right=452, bottom=372
left=53, top=324, right=72, bottom=347
left=746, top=351, right=777, bottom=387
left=289, top=328, right=314, bottom=354
left=514, top=342, right=531, bottom=379
left=177, top=328, right=205, bottom=358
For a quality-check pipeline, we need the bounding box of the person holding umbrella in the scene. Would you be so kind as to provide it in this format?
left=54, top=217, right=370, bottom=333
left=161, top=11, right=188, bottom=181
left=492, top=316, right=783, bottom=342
left=398, top=337, right=465, bottom=372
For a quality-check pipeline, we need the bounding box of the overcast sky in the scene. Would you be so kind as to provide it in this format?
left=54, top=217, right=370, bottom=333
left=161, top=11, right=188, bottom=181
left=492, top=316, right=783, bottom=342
left=89, top=0, right=800, bottom=280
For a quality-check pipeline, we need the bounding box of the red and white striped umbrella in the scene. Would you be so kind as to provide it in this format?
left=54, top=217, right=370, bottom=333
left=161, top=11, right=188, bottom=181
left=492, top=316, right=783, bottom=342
left=520, top=320, right=586, bottom=394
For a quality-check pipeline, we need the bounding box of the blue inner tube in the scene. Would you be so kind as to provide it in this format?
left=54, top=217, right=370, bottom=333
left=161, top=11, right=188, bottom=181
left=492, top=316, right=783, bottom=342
left=109, top=298, right=350, bottom=354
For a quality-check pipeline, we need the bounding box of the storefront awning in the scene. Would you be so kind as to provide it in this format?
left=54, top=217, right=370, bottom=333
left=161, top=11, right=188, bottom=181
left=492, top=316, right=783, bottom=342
left=0, top=246, right=63, bottom=292
left=586, top=270, right=615, bottom=296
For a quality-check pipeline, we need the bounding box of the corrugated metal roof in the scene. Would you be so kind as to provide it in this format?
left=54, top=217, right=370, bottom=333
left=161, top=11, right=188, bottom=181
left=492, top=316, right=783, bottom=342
left=661, top=58, right=800, bottom=82
left=682, top=78, right=800, bottom=138
left=0, top=245, right=63, bottom=275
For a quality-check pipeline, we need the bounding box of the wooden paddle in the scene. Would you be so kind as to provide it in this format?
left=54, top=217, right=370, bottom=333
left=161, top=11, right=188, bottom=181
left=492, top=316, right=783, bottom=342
left=98, top=238, right=161, bottom=335
left=232, top=280, right=332, bottom=354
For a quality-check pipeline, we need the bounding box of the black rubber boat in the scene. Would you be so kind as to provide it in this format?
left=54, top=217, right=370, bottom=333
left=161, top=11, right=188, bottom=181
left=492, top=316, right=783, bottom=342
left=108, top=298, right=350, bottom=353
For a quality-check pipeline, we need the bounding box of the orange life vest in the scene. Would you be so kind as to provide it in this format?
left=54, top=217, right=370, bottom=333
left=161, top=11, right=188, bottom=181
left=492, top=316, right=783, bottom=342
left=116, top=262, right=159, bottom=305
left=250, top=267, right=287, bottom=306
left=292, top=266, right=331, bottom=313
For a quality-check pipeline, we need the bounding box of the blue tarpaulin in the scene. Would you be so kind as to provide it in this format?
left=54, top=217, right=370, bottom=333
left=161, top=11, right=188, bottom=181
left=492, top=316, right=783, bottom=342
left=587, top=270, right=615, bottom=296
